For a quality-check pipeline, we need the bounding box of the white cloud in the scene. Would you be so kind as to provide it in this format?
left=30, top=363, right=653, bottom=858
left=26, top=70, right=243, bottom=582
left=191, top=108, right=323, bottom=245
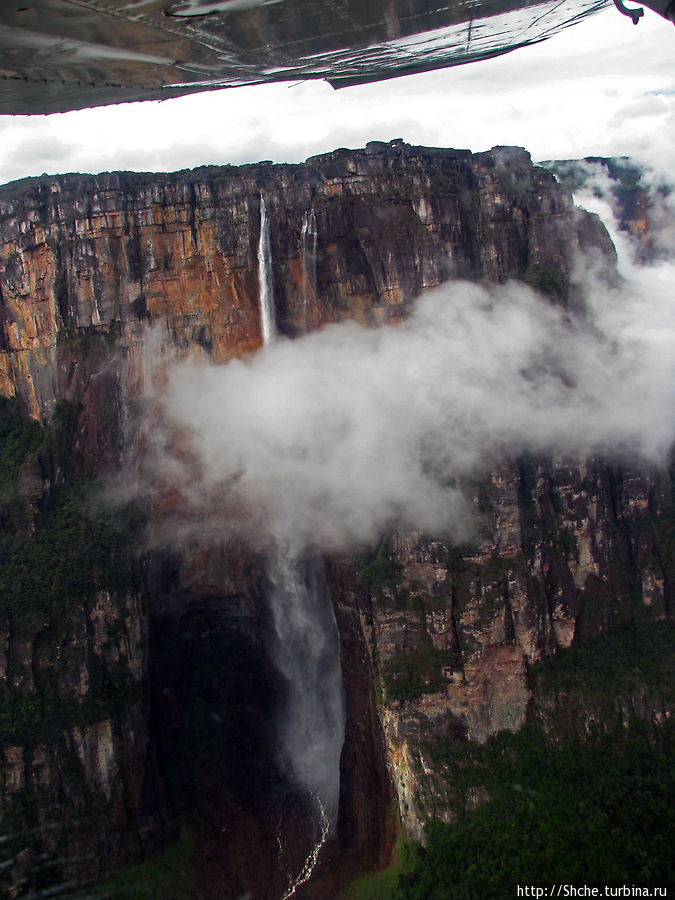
left=139, top=240, right=675, bottom=557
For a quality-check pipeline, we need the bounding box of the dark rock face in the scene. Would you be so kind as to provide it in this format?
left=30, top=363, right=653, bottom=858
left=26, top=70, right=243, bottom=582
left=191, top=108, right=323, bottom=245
left=0, top=142, right=668, bottom=896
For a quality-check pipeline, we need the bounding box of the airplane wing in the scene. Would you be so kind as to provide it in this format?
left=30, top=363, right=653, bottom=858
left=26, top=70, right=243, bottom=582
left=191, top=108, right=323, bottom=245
left=0, top=0, right=668, bottom=115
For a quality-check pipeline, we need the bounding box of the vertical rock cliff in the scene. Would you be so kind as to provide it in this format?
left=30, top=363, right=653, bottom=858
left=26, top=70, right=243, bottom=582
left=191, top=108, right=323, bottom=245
left=337, top=458, right=673, bottom=842
left=0, top=142, right=669, bottom=898
left=0, top=142, right=610, bottom=420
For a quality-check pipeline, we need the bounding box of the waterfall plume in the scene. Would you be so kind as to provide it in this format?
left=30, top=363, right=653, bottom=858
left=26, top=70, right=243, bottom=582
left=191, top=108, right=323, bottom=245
left=265, top=543, right=345, bottom=824
left=258, top=194, right=276, bottom=346
left=300, top=208, right=318, bottom=334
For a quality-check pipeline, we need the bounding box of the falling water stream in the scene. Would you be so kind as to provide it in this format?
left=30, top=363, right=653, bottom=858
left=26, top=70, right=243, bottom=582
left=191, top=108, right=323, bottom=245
left=300, top=208, right=317, bottom=334
left=258, top=194, right=276, bottom=346
left=256, top=207, right=344, bottom=896
left=266, top=545, right=345, bottom=899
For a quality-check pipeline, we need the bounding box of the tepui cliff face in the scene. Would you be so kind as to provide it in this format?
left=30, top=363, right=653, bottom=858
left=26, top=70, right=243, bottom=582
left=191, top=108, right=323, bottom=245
left=0, top=142, right=610, bottom=420
left=0, top=141, right=671, bottom=899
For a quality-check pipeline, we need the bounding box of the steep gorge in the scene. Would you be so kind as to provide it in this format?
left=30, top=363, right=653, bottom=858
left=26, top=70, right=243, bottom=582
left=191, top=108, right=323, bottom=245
left=0, top=142, right=671, bottom=898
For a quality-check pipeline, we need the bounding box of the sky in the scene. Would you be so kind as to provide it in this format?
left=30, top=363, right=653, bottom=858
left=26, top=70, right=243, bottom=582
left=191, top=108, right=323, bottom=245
left=0, top=5, right=672, bottom=185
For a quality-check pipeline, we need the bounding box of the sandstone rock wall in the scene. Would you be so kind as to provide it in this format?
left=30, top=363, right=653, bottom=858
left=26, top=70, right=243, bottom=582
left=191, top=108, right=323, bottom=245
left=0, top=142, right=610, bottom=421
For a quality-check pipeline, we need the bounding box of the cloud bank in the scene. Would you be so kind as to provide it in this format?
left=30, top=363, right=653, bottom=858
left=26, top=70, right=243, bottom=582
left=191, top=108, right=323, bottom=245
left=144, top=238, right=675, bottom=555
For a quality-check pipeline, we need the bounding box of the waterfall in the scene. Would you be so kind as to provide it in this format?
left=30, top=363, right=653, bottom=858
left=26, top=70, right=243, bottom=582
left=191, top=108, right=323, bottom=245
left=258, top=194, right=276, bottom=346
left=300, top=208, right=317, bottom=334
left=92, top=295, right=102, bottom=326
left=256, top=201, right=339, bottom=895
left=265, top=543, right=345, bottom=896
left=280, top=795, right=330, bottom=900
